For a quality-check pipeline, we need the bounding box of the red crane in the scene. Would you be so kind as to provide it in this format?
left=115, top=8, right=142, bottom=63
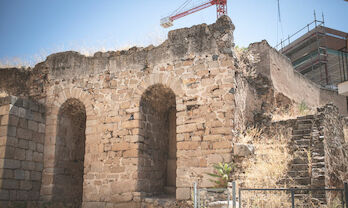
left=161, top=0, right=227, bottom=28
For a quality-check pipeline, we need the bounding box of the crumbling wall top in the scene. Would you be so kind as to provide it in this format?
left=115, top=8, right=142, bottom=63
left=36, top=15, right=235, bottom=77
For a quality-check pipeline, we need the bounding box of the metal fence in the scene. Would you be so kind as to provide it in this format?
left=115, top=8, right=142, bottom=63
left=239, top=187, right=345, bottom=208
left=193, top=182, right=348, bottom=208
left=193, top=182, right=237, bottom=208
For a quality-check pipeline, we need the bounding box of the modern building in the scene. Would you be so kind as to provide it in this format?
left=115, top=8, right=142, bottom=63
left=277, top=18, right=348, bottom=90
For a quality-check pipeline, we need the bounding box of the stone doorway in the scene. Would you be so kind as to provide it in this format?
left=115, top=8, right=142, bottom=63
left=139, top=84, right=177, bottom=197
left=53, top=98, right=86, bottom=206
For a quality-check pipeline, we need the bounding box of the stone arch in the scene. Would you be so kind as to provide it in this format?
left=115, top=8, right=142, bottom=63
left=138, top=84, right=177, bottom=197
left=136, top=73, right=184, bottom=99
left=41, top=88, right=96, bottom=205
left=52, top=98, right=86, bottom=205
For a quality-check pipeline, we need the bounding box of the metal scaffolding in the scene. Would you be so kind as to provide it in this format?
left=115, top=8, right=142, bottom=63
left=275, top=13, right=348, bottom=88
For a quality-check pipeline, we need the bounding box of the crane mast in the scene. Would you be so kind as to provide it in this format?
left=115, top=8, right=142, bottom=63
left=161, top=0, right=227, bottom=28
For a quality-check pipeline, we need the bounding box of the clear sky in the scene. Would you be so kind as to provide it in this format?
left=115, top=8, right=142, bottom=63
left=0, top=0, right=347, bottom=66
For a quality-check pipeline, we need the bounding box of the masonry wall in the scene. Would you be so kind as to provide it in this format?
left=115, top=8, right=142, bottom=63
left=249, top=41, right=347, bottom=115
left=0, top=15, right=347, bottom=208
left=319, top=105, right=348, bottom=203
left=266, top=104, right=348, bottom=205
left=0, top=96, right=45, bottom=206
left=34, top=16, right=236, bottom=207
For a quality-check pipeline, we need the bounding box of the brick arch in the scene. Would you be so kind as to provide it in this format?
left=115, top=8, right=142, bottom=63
left=137, top=83, right=177, bottom=197
left=135, top=73, right=184, bottom=99
left=40, top=87, right=97, bottom=204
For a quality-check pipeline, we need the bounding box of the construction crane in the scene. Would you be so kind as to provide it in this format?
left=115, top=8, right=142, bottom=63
left=160, top=0, right=227, bottom=28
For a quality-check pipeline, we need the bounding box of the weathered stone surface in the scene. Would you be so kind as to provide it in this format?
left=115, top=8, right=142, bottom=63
left=233, top=143, right=254, bottom=157
left=176, top=187, right=191, bottom=200
left=0, top=14, right=347, bottom=208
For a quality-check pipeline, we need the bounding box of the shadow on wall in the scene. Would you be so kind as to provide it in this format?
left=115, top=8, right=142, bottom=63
left=0, top=96, right=45, bottom=202
left=52, top=98, right=86, bottom=206
left=138, top=84, right=177, bottom=198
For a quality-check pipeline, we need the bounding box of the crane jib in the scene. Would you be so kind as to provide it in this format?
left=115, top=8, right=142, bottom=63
left=160, top=0, right=227, bottom=28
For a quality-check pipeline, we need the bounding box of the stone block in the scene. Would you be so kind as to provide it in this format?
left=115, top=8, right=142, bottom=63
left=38, top=123, right=45, bottom=133
left=213, top=141, right=231, bottom=149
left=33, top=152, right=43, bottom=162
left=9, top=190, right=16, bottom=200
left=15, top=148, right=26, bottom=160
left=17, top=190, right=28, bottom=200
left=177, top=141, right=200, bottom=150
left=123, top=150, right=138, bottom=158
left=0, top=179, right=18, bottom=189
left=8, top=115, right=19, bottom=127
left=36, top=143, right=44, bottom=153
left=28, top=141, right=36, bottom=151
left=110, top=192, right=133, bottom=202
left=20, top=181, right=32, bottom=190
left=233, top=143, right=254, bottom=157
left=0, top=146, right=6, bottom=158
left=29, top=101, right=39, bottom=111
left=177, top=123, right=197, bottom=133
left=0, top=126, right=7, bottom=137
left=203, top=135, right=220, bottom=141
left=17, top=129, right=32, bottom=140
left=0, top=190, right=9, bottom=200
left=35, top=162, right=43, bottom=171
left=18, top=118, right=27, bottom=128
left=0, top=105, right=10, bottom=115
left=7, top=126, right=17, bottom=137
left=6, top=136, right=18, bottom=147
left=28, top=120, right=38, bottom=131
left=18, top=107, right=26, bottom=118
left=176, top=187, right=191, bottom=200
left=32, top=112, right=44, bottom=123
left=24, top=170, right=30, bottom=180
left=1, top=159, right=20, bottom=169
left=110, top=181, right=136, bottom=194
left=121, top=120, right=139, bottom=129
left=14, top=169, right=25, bottom=180
left=82, top=202, right=106, bottom=208
left=18, top=139, right=29, bottom=149
left=0, top=168, right=13, bottom=178
left=21, top=161, right=35, bottom=170
left=26, top=150, right=33, bottom=161
left=112, top=142, right=129, bottom=151
left=210, top=127, right=231, bottom=135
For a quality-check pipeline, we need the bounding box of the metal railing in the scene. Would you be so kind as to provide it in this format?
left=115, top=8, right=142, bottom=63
left=193, top=182, right=348, bottom=208
left=239, top=187, right=345, bottom=208
left=275, top=19, right=324, bottom=51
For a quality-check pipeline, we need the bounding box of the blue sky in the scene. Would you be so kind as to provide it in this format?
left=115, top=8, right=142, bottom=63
left=0, top=0, right=347, bottom=66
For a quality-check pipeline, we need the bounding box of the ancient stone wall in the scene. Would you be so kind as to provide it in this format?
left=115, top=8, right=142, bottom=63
left=0, top=16, right=347, bottom=208
left=249, top=41, right=347, bottom=116
left=36, top=16, right=237, bottom=207
left=0, top=68, right=47, bottom=101
left=265, top=104, right=348, bottom=205
left=0, top=96, right=45, bottom=206
left=319, top=105, right=348, bottom=203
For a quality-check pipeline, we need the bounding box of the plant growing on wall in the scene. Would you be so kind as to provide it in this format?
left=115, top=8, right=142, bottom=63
left=207, top=162, right=234, bottom=188
left=299, top=101, right=308, bottom=114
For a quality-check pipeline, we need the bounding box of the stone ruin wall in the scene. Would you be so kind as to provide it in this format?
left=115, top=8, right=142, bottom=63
left=0, top=96, right=45, bottom=204
left=0, top=16, right=347, bottom=207
left=263, top=104, right=348, bottom=205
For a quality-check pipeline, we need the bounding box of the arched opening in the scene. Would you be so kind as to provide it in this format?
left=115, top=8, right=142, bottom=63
left=139, top=84, right=177, bottom=197
left=53, top=98, right=86, bottom=206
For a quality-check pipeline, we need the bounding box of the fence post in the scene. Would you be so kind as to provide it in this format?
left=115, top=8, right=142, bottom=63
left=344, top=182, right=348, bottom=208
left=291, top=189, right=295, bottom=208
left=232, top=181, right=236, bottom=208
left=239, top=188, right=242, bottom=208
left=194, top=182, right=197, bottom=208
left=227, top=182, right=232, bottom=208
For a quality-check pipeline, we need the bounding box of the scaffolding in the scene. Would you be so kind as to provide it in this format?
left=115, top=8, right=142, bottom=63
left=275, top=13, right=348, bottom=88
